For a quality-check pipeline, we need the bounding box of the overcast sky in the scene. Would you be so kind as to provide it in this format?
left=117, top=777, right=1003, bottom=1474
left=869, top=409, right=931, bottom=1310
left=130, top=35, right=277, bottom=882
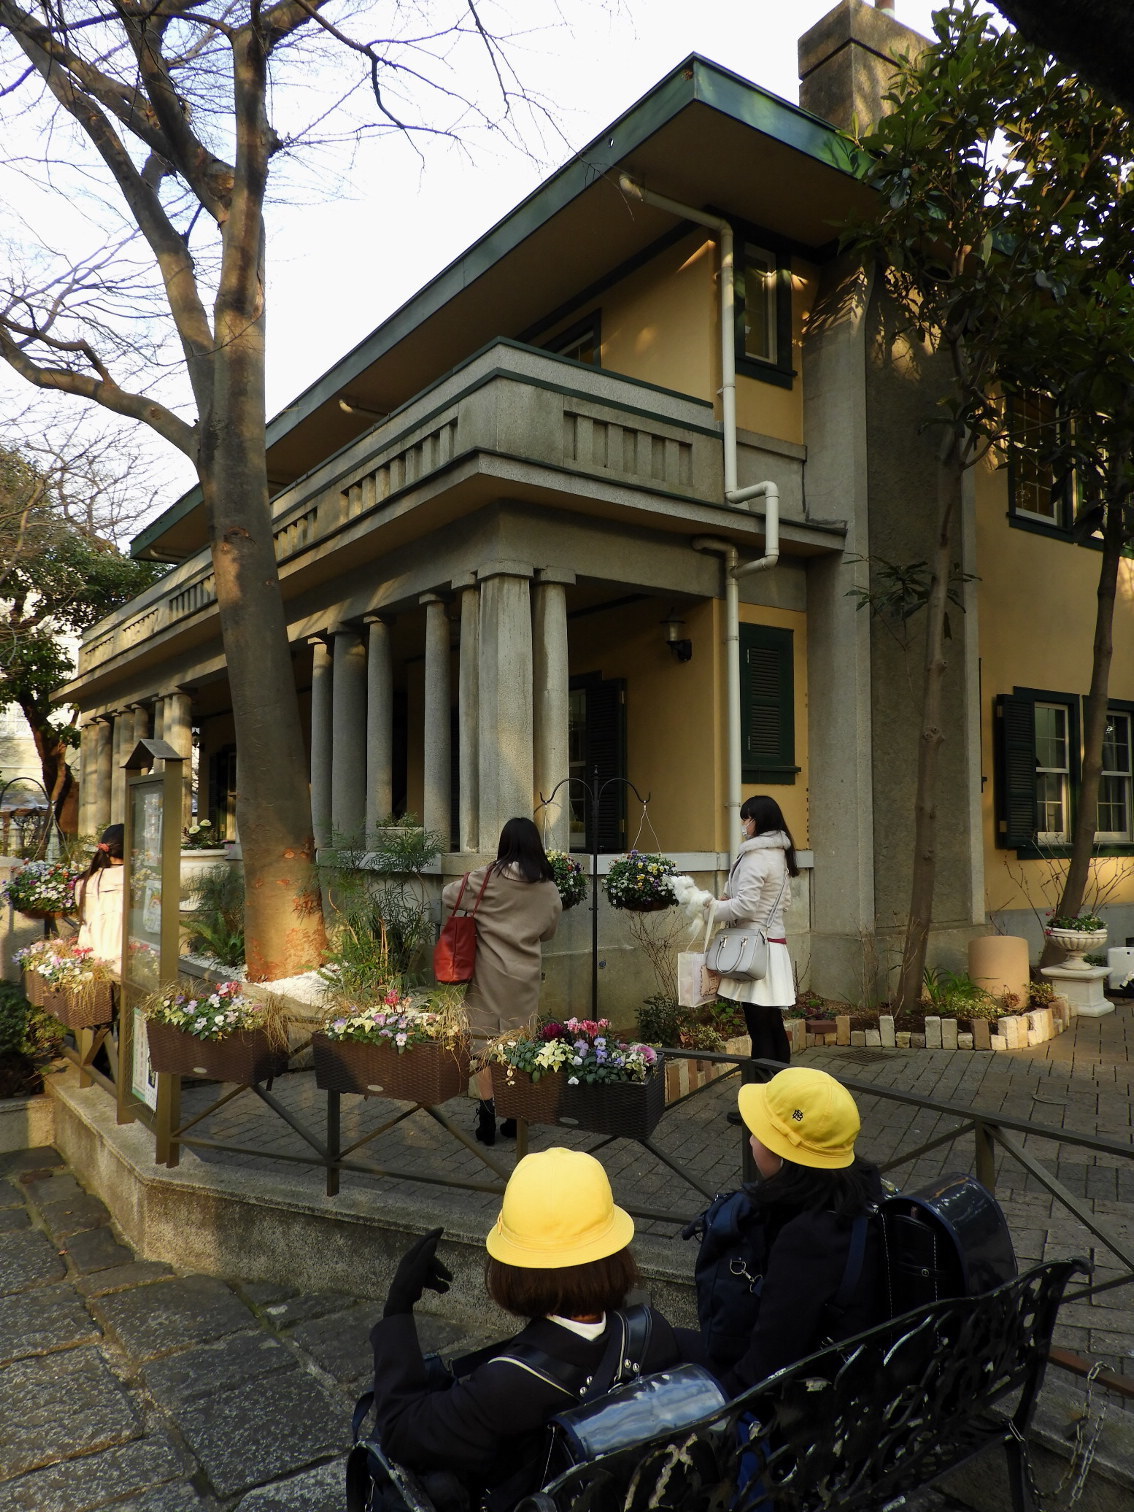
left=0, top=1, right=945, bottom=524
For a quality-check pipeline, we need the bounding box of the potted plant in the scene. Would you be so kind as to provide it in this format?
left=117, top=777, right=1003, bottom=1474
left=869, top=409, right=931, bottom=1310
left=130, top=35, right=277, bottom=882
left=489, top=1017, right=664, bottom=1137
left=602, top=852, right=677, bottom=913
left=2, top=859, right=81, bottom=920
left=144, top=979, right=289, bottom=1082
left=312, top=985, right=470, bottom=1102
left=1044, top=911, right=1107, bottom=971
left=14, top=940, right=115, bottom=1029
left=547, top=850, right=587, bottom=911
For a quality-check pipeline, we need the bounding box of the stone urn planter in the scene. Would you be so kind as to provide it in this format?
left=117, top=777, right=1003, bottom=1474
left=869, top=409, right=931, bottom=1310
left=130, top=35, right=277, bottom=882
left=1045, top=927, right=1108, bottom=972
left=179, top=849, right=231, bottom=911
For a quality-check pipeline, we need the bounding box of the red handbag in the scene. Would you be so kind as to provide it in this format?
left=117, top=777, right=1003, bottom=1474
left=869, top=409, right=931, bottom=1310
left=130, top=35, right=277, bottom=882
left=434, top=869, right=493, bottom=983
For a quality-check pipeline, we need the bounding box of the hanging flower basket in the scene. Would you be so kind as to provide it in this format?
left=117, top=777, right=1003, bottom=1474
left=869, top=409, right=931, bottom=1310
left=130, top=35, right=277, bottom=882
left=3, top=860, right=82, bottom=918
left=602, top=853, right=677, bottom=912
left=313, top=1034, right=469, bottom=1101
left=491, top=1064, right=566, bottom=1125
left=146, top=1022, right=289, bottom=1083
left=547, top=851, right=587, bottom=911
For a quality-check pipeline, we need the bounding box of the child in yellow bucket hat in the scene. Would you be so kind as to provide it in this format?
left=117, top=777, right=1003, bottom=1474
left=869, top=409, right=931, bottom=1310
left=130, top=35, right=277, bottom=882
left=712, top=1067, right=887, bottom=1392
left=367, top=1148, right=698, bottom=1510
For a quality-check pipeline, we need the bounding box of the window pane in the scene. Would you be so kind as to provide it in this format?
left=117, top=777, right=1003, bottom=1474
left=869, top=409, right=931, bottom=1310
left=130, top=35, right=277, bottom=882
left=1036, top=773, right=1066, bottom=838
left=1011, top=390, right=1060, bottom=521
left=1034, top=704, right=1067, bottom=771
left=1102, top=713, right=1129, bottom=774
left=742, top=245, right=777, bottom=364
left=1097, top=774, right=1130, bottom=838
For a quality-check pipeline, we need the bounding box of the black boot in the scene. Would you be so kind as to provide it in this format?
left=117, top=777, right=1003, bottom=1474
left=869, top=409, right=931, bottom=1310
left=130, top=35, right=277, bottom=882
left=498, top=1118, right=517, bottom=1139
left=475, top=1099, right=497, bottom=1146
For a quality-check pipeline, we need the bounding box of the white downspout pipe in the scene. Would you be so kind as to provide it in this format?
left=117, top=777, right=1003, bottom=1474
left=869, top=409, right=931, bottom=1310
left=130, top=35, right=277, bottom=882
left=620, top=175, right=783, bottom=841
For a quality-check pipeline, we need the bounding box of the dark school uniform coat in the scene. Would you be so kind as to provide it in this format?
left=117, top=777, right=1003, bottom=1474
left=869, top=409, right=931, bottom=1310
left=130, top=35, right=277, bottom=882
left=370, top=1308, right=695, bottom=1495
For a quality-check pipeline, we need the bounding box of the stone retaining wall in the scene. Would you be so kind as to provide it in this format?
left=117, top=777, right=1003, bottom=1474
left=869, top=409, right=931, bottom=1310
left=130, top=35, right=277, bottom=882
left=797, top=999, right=1075, bottom=1054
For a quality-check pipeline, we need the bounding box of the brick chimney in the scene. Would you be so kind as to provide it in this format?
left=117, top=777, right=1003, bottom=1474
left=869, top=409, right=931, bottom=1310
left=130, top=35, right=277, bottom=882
left=798, top=0, right=928, bottom=133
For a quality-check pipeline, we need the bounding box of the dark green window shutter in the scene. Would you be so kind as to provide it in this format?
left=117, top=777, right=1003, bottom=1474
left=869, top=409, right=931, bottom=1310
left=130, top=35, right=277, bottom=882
left=740, top=624, right=798, bottom=784
left=585, top=677, right=626, bottom=853
left=994, top=694, right=1037, bottom=848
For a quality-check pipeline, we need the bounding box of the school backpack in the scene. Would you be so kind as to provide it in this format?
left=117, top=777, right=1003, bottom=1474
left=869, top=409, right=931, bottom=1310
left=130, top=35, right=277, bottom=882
left=683, top=1172, right=1017, bottom=1368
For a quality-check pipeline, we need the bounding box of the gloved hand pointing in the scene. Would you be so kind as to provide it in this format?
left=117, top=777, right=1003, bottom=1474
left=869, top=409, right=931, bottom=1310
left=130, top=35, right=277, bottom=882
left=383, top=1227, right=453, bottom=1318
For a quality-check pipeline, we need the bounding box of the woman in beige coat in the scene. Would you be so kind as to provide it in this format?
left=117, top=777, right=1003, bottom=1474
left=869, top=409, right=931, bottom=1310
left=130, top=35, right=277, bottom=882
left=441, top=817, right=562, bottom=1145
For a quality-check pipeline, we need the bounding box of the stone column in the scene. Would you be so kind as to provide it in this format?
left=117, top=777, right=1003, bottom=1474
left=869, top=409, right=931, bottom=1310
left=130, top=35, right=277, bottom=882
left=77, top=721, right=98, bottom=837
left=110, top=712, right=128, bottom=823
left=421, top=594, right=452, bottom=849
left=532, top=568, right=574, bottom=852
left=309, top=636, right=333, bottom=850
left=364, top=616, right=394, bottom=836
left=162, top=690, right=194, bottom=829
left=93, top=717, right=113, bottom=833
left=152, top=698, right=165, bottom=743
left=331, top=627, right=368, bottom=843
left=477, top=563, right=534, bottom=846
left=130, top=702, right=151, bottom=750
left=453, top=576, right=480, bottom=853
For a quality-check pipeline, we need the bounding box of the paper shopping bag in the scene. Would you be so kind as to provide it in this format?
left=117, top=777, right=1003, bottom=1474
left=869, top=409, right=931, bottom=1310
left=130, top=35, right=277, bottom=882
left=677, top=951, right=718, bottom=1008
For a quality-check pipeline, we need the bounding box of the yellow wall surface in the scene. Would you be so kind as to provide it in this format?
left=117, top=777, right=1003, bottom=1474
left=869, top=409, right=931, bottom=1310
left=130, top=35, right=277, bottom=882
left=539, top=236, right=813, bottom=449
left=975, top=457, right=1134, bottom=912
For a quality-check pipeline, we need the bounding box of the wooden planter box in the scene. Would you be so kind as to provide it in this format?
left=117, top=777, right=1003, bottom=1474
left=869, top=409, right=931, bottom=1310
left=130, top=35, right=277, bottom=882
left=491, top=1064, right=666, bottom=1138
left=312, top=1034, right=469, bottom=1103
left=146, top=1021, right=289, bottom=1083
left=24, top=971, right=114, bottom=1029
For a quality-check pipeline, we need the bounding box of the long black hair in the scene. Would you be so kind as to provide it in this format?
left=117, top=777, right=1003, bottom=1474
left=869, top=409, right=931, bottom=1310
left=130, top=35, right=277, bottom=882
left=493, top=816, right=554, bottom=882
left=85, top=823, right=124, bottom=880
left=740, top=795, right=799, bottom=878
left=748, top=1153, right=880, bottom=1219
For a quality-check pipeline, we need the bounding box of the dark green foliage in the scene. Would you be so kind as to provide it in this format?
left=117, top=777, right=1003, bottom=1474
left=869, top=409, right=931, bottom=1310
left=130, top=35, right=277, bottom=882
left=0, top=979, right=64, bottom=1059
left=186, top=864, right=245, bottom=968
left=636, top=993, right=727, bottom=1052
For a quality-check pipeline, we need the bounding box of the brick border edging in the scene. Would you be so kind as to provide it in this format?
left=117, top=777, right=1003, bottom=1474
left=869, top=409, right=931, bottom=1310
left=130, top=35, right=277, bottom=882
left=785, top=998, right=1075, bottom=1055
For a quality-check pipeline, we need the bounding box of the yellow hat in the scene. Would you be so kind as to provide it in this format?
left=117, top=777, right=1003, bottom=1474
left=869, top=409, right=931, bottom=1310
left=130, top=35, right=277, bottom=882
left=737, top=1068, right=860, bottom=1170
left=485, top=1147, right=635, bottom=1268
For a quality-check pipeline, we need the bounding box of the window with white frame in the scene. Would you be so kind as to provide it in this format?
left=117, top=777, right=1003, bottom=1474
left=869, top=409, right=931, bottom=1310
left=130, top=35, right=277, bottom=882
left=740, top=243, right=779, bottom=366
left=1034, top=702, right=1070, bottom=842
left=1097, top=710, right=1133, bottom=842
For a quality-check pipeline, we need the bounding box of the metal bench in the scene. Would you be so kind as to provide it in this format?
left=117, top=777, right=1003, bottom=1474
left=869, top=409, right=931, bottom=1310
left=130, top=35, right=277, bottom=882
left=354, top=1258, right=1083, bottom=1512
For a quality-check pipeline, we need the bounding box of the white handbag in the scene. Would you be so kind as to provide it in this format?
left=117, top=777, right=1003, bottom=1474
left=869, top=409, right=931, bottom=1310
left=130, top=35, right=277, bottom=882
left=707, top=869, right=788, bottom=982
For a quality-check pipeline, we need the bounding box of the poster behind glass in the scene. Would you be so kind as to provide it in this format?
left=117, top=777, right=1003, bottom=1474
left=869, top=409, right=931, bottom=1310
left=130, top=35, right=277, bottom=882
left=127, top=784, right=163, bottom=995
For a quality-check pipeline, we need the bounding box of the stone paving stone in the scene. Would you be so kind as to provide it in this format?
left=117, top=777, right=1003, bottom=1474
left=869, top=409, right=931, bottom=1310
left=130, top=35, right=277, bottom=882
left=38, top=1193, right=112, bottom=1240
left=0, top=1346, right=141, bottom=1477
left=0, top=1428, right=188, bottom=1512
left=0, top=1282, right=99, bottom=1364
left=19, top=1170, right=84, bottom=1207
left=62, top=1224, right=134, bottom=1274
left=0, top=1147, right=62, bottom=1178
left=231, top=1457, right=347, bottom=1511
left=239, top=1280, right=296, bottom=1309
left=288, top=1301, right=388, bottom=1385
left=142, top=1330, right=297, bottom=1405
left=75, top=1261, right=176, bottom=1299
left=260, top=1291, right=356, bottom=1329
left=96, top=1484, right=215, bottom=1512
left=91, top=1274, right=258, bottom=1361
left=0, top=1207, right=30, bottom=1233
left=174, top=1366, right=349, bottom=1498
left=0, top=1180, right=24, bottom=1209
left=0, top=1225, right=66, bottom=1295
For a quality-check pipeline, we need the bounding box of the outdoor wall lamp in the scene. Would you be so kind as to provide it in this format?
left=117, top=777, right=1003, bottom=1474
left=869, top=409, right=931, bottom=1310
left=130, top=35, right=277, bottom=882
left=662, top=608, right=693, bottom=662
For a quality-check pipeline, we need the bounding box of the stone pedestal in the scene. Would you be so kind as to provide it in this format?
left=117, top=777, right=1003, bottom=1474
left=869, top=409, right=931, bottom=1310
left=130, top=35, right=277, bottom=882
left=1040, top=965, right=1112, bottom=1017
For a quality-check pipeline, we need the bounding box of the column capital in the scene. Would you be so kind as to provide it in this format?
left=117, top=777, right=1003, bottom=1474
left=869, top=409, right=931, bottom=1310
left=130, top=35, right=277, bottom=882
left=329, top=621, right=367, bottom=638
left=450, top=572, right=478, bottom=591
left=475, top=559, right=534, bottom=583
left=306, top=632, right=332, bottom=648
left=418, top=591, right=450, bottom=608
left=535, top=567, right=576, bottom=587
left=363, top=612, right=396, bottom=626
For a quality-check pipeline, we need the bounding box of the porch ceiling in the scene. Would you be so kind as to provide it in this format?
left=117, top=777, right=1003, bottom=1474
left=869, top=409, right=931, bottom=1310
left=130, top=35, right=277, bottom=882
left=132, top=55, right=872, bottom=562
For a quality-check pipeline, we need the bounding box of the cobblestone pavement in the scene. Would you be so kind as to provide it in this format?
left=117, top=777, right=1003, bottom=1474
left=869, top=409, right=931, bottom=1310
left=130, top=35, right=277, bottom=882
left=2, top=1003, right=1130, bottom=1509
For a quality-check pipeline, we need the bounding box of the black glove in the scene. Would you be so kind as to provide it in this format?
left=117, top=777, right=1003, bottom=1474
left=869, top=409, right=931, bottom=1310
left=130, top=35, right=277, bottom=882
left=383, top=1227, right=453, bottom=1318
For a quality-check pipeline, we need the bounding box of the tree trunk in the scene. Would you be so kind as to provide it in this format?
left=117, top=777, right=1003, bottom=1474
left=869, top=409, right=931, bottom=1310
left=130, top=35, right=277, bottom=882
left=894, top=442, right=963, bottom=1013
left=1038, top=483, right=1127, bottom=966
left=22, top=706, right=78, bottom=836
left=195, top=31, right=325, bottom=982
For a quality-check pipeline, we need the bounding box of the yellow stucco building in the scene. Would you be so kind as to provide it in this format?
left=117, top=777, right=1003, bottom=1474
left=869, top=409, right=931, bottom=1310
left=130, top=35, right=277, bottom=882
left=63, top=3, right=1134, bottom=1009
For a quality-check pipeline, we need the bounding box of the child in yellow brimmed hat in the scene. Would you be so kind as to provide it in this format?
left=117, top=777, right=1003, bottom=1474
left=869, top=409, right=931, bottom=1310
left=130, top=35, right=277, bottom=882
left=368, top=1148, right=699, bottom=1510
left=712, top=1067, right=887, bottom=1392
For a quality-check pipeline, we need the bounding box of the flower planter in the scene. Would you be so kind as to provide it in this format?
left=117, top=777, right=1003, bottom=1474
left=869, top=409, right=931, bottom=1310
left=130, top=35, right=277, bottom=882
left=559, top=1069, right=666, bottom=1138
left=24, top=972, right=114, bottom=1028
left=146, top=1021, right=289, bottom=1083
left=1046, top=927, right=1108, bottom=972
left=179, top=849, right=232, bottom=911
left=491, top=1064, right=666, bottom=1137
left=491, top=1064, right=565, bottom=1125
left=312, top=1034, right=469, bottom=1102
left=618, top=898, right=671, bottom=914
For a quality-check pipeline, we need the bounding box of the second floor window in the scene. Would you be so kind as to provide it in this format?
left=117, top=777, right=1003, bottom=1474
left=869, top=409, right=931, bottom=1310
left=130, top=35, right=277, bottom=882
left=1007, top=390, right=1074, bottom=530
left=545, top=312, right=601, bottom=367
left=1098, top=711, right=1132, bottom=842
left=734, top=235, right=792, bottom=390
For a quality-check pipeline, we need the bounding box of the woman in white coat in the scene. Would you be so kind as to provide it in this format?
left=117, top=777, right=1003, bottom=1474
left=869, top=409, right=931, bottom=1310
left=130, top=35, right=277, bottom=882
left=714, top=795, right=799, bottom=1073
left=75, top=824, right=125, bottom=977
